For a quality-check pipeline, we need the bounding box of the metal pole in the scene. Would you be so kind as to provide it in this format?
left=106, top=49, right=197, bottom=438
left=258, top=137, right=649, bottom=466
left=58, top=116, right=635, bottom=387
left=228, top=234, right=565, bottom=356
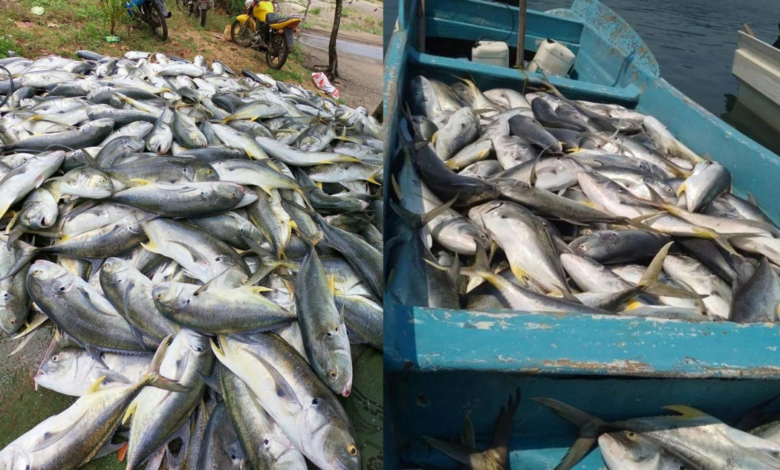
left=517, top=0, right=527, bottom=68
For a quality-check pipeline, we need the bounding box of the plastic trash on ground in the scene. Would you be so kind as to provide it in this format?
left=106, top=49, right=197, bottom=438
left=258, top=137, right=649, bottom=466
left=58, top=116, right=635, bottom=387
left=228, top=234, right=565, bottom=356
left=312, top=71, right=339, bottom=98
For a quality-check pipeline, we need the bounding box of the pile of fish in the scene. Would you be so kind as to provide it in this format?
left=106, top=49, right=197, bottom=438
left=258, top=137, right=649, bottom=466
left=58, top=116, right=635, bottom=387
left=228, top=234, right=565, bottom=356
left=389, top=74, right=780, bottom=323
left=424, top=389, right=780, bottom=470
left=0, top=49, right=383, bottom=470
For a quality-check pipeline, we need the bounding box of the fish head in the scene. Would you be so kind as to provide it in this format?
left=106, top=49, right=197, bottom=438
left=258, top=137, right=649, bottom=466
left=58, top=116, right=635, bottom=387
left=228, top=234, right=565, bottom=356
left=570, top=232, right=611, bottom=257
left=100, top=257, right=131, bottom=285
left=215, top=183, right=246, bottom=203
left=322, top=325, right=353, bottom=397
left=35, top=348, right=86, bottom=388
left=0, top=444, right=33, bottom=470
left=191, top=163, right=218, bottom=183
left=467, top=201, right=503, bottom=229
left=152, top=282, right=190, bottom=310
left=304, top=400, right=360, bottom=470
left=598, top=431, right=662, bottom=469
left=221, top=435, right=248, bottom=470
left=235, top=188, right=259, bottom=208
left=28, top=259, right=75, bottom=296
left=70, top=167, right=114, bottom=198
left=440, top=219, right=490, bottom=255
left=20, top=201, right=58, bottom=230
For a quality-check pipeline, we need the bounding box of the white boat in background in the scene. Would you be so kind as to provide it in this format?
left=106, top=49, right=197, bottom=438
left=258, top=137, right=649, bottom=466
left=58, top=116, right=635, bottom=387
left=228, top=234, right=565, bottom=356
left=732, top=30, right=780, bottom=133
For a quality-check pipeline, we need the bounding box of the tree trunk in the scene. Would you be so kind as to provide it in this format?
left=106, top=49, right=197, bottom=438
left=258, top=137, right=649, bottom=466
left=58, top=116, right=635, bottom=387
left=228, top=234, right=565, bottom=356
left=302, top=0, right=312, bottom=22
left=327, top=0, right=342, bottom=80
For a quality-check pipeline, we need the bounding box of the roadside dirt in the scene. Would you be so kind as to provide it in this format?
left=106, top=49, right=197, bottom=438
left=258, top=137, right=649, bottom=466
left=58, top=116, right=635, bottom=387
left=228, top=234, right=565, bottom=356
left=299, top=42, right=383, bottom=112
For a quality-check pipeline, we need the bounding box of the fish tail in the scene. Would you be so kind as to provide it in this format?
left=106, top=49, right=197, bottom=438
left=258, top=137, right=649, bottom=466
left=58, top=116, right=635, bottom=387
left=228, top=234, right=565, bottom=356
left=531, top=397, right=607, bottom=470
left=140, top=335, right=191, bottom=392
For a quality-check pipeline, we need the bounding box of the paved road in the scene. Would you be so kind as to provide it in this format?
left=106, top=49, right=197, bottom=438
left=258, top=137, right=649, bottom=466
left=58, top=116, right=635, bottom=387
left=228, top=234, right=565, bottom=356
left=299, top=32, right=383, bottom=61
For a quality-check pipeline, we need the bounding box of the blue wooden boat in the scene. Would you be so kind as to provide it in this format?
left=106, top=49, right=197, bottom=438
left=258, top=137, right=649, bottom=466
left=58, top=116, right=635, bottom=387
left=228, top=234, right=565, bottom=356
left=383, top=0, right=780, bottom=468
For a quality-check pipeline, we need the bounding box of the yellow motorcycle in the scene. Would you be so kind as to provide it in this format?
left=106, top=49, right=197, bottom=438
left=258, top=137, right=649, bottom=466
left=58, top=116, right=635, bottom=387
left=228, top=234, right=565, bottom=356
left=231, top=0, right=301, bottom=69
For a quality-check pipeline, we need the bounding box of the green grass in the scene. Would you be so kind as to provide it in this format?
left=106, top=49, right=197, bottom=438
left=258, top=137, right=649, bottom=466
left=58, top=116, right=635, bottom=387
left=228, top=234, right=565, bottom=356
left=341, top=6, right=353, bottom=17
left=267, top=67, right=304, bottom=83
left=309, top=6, right=321, bottom=15
left=289, top=42, right=305, bottom=63
left=0, top=36, right=22, bottom=58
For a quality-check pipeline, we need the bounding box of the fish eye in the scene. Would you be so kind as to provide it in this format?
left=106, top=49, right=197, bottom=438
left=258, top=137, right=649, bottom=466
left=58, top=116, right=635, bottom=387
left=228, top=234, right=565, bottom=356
left=201, top=191, right=207, bottom=197
left=263, top=439, right=270, bottom=446
left=666, top=187, right=673, bottom=193
left=348, top=445, right=357, bottom=456
left=156, top=294, right=163, bottom=300
left=51, top=355, right=58, bottom=362
left=194, top=346, right=202, bottom=352
left=215, top=257, right=221, bottom=262
left=627, top=432, right=637, bottom=439
left=2, top=293, right=8, bottom=299
left=34, top=270, right=42, bottom=275
left=312, top=398, right=319, bottom=405
left=58, top=286, right=66, bottom=292
left=329, top=371, right=337, bottom=380
left=579, top=244, right=588, bottom=252
left=207, top=169, right=213, bottom=174
left=326, top=332, right=333, bottom=337
left=9, top=318, right=15, bottom=324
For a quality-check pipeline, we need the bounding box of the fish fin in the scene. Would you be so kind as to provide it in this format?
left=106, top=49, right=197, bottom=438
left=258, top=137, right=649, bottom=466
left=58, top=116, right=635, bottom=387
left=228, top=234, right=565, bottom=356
left=490, top=388, right=521, bottom=464
left=4, top=210, right=20, bottom=234
left=639, top=242, right=702, bottom=299
left=554, top=437, right=598, bottom=470
left=122, top=402, right=137, bottom=425
left=528, top=149, right=546, bottom=187
left=246, top=348, right=302, bottom=410
left=141, top=240, right=160, bottom=254
left=241, top=236, right=275, bottom=259
left=328, top=274, right=336, bottom=295
left=87, top=375, right=107, bottom=394
left=0, top=239, right=36, bottom=281
left=675, top=181, right=687, bottom=197
left=128, top=178, right=152, bottom=186
left=169, top=240, right=208, bottom=264
left=430, top=131, right=438, bottom=145
left=532, top=397, right=604, bottom=470
left=194, top=267, right=230, bottom=295
left=197, top=369, right=221, bottom=394
left=30, top=415, right=85, bottom=452
left=5, top=226, right=25, bottom=250
left=463, top=414, right=476, bottom=449
left=142, top=334, right=192, bottom=392
left=747, top=191, right=759, bottom=206
left=389, top=197, right=455, bottom=229
left=85, top=344, right=110, bottom=368
left=243, top=285, right=273, bottom=294
left=621, top=212, right=666, bottom=234
left=663, top=405, right=708, bottom=419
left=117, top=442, right=128, bottom=462
left=422, top=437, right=476, bottom=465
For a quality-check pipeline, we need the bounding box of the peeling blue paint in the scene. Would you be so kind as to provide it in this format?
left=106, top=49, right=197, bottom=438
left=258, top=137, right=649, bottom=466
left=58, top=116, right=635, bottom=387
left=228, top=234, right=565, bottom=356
left=384, top=0, right=780, bottom=468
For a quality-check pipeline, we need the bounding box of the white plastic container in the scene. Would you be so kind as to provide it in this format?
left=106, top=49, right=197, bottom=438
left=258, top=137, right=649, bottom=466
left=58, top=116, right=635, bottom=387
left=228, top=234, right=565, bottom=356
left=471, top=41, right=510, bottom=68
left=528, top=39, right=575, bottom=76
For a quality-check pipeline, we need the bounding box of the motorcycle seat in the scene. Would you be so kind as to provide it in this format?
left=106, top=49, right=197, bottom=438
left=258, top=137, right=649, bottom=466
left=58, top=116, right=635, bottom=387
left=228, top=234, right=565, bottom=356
left=265, top=13, right=301, bottom=27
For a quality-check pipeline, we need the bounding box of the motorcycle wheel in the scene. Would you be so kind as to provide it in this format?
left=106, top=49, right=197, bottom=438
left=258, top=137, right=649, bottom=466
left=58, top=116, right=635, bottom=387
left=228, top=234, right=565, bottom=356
left=231, top=19, right=253, bottom=47
left=149, top=2, right=168, bottom=40
left=199, top=7, right=207, bottom=27
left=266, top=32, right=288, bottom=69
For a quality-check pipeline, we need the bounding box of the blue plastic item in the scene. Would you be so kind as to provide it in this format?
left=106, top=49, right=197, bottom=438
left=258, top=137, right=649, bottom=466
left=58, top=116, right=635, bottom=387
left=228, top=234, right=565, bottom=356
left=383, top=0, right=780, bottom=468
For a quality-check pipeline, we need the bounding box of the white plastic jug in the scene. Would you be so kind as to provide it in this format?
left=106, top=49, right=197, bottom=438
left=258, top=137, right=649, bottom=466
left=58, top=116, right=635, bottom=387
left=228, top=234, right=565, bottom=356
left=528, top=39, right=575, bottom=76
left=472, top=41, right=510, bottom=68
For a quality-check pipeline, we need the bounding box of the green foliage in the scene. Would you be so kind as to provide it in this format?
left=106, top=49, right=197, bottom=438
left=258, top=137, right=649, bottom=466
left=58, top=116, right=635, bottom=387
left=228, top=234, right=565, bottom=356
left=309, top=6, right=321, bottom=15
left=289, top=42, right=304, bottom=62
left=0, top=36, right=22, bottom=59
left=98, top=0, right=127, bottom=35
left=341, top=7, right=352, bottom=17
left=267, top=67, right=303, bottom=83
